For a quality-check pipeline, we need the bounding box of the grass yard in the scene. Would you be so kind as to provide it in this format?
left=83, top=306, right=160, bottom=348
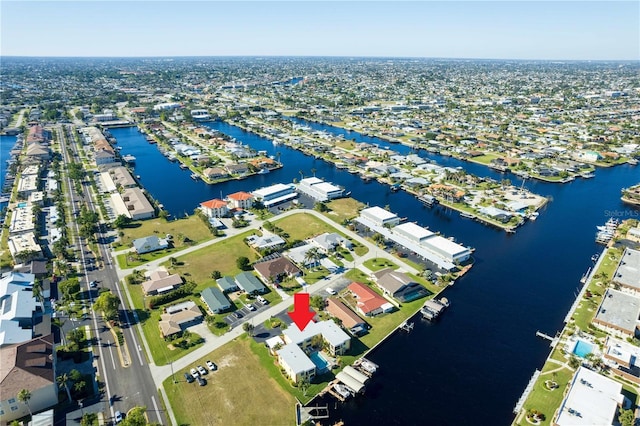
left=468, top=153, right=500, bottom=165
left=325, top=197, right=365, bottom=223
left=274, top=212, right=338, bottom=241
left=516, top=364, right=574, bottom=426
left=113, top=216, right=213, bottom=250
left=163, top=230, right=259, bottom=292
left=164, top=336, right=295, bottom=426
left=363, top=257, right=398, bottom=272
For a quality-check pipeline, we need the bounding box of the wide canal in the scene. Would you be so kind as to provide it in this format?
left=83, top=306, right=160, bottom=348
left=109, top=122, right=640, bottom=425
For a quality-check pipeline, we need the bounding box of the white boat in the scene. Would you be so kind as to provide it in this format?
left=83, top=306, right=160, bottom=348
left=333, top=383, right=353, bottom=399
left=460, top=212, right=475, bottom=219
left=257, top=168, right=270, bottom=175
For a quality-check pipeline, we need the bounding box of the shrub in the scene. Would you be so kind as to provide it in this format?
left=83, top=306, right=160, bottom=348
left=148, top=282, right=197, bottom=308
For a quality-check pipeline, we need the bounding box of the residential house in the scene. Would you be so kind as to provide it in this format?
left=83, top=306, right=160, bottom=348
left=359, top=206, right=400, bottom=228
left=326, top=298, right=367, bottom=333
left=282, top=320, right=351, bottom=356
left=227, top=191, right=254, bottom=210
left=234, top=272, right=267, bottom=295
left=276, top=343, right=316, bottom=384
left=95, top=149, right=117, bottom=165
left=0, top=335, right=57, bottom=423
left=158, top=301, right=203, bottom=338
left=121, top=188, right=155, bottom=220
left=311, top=233, right=352, bottom=253
left=202, top=167, right=228, bottom=180
left=347, top=282, right=393, bottom=316
left=592, top=289, right=640, bottom=339
left=216, top=276, right=239, bottom=293
left=246, top=233, right=286, bottom=251
left=254, top=257, right=301, bottom=284
left=0, top=272, right=40, bottom=346
left=200, top=199, right=229, bottom=218
left=141, top=268, right=183, bottom=296
left=201, top=287, right=231, bottom=314
left=225, top=163, right=249, bottom=176
left=133, top=236, right=169, bottom=254
left=372, top=268, right=429, bottom=302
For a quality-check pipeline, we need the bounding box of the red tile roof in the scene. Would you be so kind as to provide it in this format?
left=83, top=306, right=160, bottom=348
left=347, top=282, right=387, bottom=315
left=228, top=191, right=253, bottom=201
left=200, top=199, right=228, bottom=209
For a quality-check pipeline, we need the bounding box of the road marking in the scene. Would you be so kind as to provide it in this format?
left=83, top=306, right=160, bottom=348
left=151, top=396, right=160, bottom=422
left=108, top=342, right=116, bottom=370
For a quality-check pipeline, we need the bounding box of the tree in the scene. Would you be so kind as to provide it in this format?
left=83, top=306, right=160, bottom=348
left=67, top=328, right=85, bottom=351
left=310, top=295, right=325, bottom=310
left=242, top=322, right=255, bottom=336
left=210, top=270, right=222, bottom=280
left=304, top=247, right=322, bottom=268
left=123, top=406, right=147, bottom=426
left=81, top=413, right=98, bottom=426
left=94, top=291, right=121, bottom=322
left=73, top=380, right=87, bottom=395
left=298, top=376, right=310, bottom=397
left=619, top=408, right=635, bottom=426
left=17, top=389, right=32, bottom=417
left=113, top=214, right=131, bottom=229
left=236, top=256, right=251, bottom=271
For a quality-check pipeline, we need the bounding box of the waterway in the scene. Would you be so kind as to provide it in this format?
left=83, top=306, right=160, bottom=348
left=0, top=134, right=18, bottom=212
left=109, top=123, right=640, bottom=425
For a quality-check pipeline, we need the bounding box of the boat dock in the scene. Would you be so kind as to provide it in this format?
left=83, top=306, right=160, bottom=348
left=399, top=321, right=414, bottom=332
left=296, top=403, right=329, bottom=426
left=420, top=298, right=449, bottom=321
left=535, top=330, right=559, bottom=348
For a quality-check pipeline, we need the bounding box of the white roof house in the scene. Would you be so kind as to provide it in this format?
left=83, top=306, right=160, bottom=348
left=421, top=235, right=471, bottom=263
left=359, top=206, right=400, bottom=227
left=283, top=320, right=351, bottom=356
left=0, top=272, right=37, bottom=346
left=276, top=343, right=316, bottom=384
left=555, top=366, right=624, bottom=426
left=252, top=183, right=297, bottom=207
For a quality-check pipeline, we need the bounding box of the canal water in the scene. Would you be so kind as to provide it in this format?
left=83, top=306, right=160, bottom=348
left=1, top=134, right=18, bottom=213
left=109, top=123, right=640, bottom=425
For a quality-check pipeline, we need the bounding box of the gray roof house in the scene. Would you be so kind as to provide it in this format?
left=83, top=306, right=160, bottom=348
left=593, top=288, right=640, bottom=338
left=201, top=287, right=232, bottom=314
left=132, top=235, right=169, bottom=254
left=312, top=232, right=353, bottom=252
left=235, top=272, right=267, bottom=295
left=217, top=276, right=239, bottom=293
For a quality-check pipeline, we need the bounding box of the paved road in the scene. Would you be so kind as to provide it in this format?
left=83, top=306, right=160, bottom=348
left=58, top=125, right=166, bottom=425
left=110, top=208, right=420, bottom=424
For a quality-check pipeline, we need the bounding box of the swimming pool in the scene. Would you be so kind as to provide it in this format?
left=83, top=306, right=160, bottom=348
left=572, top=340, right=594, bottom=358
left=310, top=351, right=329, bottom=372
left=17, top=202, right=27, bottom=208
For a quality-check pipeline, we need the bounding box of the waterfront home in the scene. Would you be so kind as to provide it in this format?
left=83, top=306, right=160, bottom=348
left=25, top=143, right=51, bottom=162
left=225, top=163, right=249, bottom=176
left=132, top=235, right=169, bottom=254
left=0, top=335, right=57, bottom=424
left=603, top=336, right=640, bottom=384
left=7, top=233, right=42, bottom=263
left=95, top=149, right=117, bottom=165
left=109, top=166, right=137, bottom=188
left=227, top=191, right=254, bottom=210
left=554, top=366, right=625, bottom=426
left=611, top=248, right=640, bottom=294
left=372, top=268, right=430, bottom=303
left=276, top=343, right=316, bottom=384
left=158, top=301, right=203, bottom=338
left=311, top=232, right=352, bottom=253
left=326, top=298, right=367, bottom=333
left=216, top=276, right=239, bottom=293
left=252, top=183, right=297, bottom=208
left=200, top=287, right=232, bottom=314
left=234, top=272, right=267, bottom=295
left=200, top=198, right=229, bottom=218
left=202, top=167, right=228, bottom=180
left=297, top=177, right=345, bottom=202
left=283, top=320, right=351, bottom=356
left=592, top=289, right=640, bottom=339
left=254, top=257, right=301, bottom=284
left=359, top=206, right=401, bottom=228
left=141, top=268, right=183, bottom=296
left=120, top=187, right=155, bottom=220
left=347, top=282, right=394, bottom=316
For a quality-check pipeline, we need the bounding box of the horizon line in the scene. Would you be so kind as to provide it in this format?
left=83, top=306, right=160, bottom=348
left=2, top=54, right=639, bottom=62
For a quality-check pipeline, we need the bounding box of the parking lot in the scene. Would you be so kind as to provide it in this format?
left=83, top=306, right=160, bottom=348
left=223, top=297, right=269, bottom=327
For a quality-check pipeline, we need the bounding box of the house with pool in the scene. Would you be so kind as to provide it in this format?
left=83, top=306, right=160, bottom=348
left=275, top=320, right=351, bottom=384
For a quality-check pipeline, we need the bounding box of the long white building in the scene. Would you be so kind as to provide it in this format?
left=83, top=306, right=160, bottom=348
left=297, top=177, right=344, bottom=202
left=252, top=183, right=297, bottom=207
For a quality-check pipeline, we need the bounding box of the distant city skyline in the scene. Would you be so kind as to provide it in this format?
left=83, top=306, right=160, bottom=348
left=1, top=1, right=638, bottom=60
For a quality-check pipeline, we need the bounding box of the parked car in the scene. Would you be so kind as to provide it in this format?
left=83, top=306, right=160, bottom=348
left=190, top=367, right=199, bottom=378
left=89, top=281, right=98, bottom=288
left=184, top=372, right=194, bottom=383
left=326, top=287, right=337, bottom=295
left=114, top=411, right=123, bottom=424
left=248, top=304, right=256, bottom=311
left=257, top=296, right=268, bottom=305
left=197, top=365, right=207, bottom=376
left=197, top=376, right=207, bottom=386
left=206, top=360, right=217, bottom=371
left=233, top=311, right=243, bottom=319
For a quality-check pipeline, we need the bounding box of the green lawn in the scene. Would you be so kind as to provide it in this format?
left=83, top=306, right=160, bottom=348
left=363, top=257, right=398, bottom=272
left=113, top=215, right=213, bottom=250
left=163, top=230, right=259, bottom=291
left=325, top=197, right=365, bottom=223
left=274, top=213, right=339, bottom=241
left=517, top=364, right=574, bottom=426
left=469, top=153, right=500, bottom=164
left=164, top=336, right=295, bottom=426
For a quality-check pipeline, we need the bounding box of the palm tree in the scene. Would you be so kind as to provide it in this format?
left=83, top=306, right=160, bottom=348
left=17, top=389, right=32, bottom=417
left=304, top=247, right=322, bottom=268
left=57, top=373, right=73, bottom=402
left=242, top=322, right=255, bottom=337
left=298, top=376, right=310, bottom=397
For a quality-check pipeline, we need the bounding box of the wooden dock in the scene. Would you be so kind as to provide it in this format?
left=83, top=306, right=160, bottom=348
left=536, top=330, right=559, bottom=348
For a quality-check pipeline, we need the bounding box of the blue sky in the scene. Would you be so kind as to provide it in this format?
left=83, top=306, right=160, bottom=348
left=1, top=1, right=638, bottom=60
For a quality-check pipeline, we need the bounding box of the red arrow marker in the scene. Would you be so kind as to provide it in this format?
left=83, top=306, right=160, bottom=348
left=288, top=292, right=315, bottom=331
